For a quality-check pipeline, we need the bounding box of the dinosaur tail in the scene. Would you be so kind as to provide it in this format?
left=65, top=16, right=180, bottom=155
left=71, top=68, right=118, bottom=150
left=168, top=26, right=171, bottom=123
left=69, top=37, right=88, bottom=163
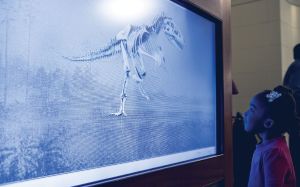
left=63, top=39, right=122, bottom=62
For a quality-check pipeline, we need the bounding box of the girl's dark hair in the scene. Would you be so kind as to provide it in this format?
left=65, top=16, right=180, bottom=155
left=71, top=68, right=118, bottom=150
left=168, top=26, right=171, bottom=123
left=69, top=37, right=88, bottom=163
left=256, top=85, right=300, bottom=137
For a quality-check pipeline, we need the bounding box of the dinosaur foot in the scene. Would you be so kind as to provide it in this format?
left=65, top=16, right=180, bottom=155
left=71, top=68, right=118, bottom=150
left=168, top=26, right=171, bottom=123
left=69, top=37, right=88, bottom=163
left=110, top=111, right=127, bottom=116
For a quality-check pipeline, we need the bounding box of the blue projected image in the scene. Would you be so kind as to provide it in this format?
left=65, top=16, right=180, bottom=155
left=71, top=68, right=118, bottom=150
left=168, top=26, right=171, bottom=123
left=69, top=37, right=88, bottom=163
left=0, top=0, right=217, bottom=185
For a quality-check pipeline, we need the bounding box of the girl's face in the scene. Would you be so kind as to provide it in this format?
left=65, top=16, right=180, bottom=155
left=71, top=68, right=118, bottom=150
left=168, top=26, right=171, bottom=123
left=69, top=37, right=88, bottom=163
left=244, top=95, right=266, bottom=133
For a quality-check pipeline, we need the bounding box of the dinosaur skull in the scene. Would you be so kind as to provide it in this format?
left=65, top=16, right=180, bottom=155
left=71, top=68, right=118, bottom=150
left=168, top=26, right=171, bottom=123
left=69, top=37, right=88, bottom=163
left=163, top=18, right=184, bottom=50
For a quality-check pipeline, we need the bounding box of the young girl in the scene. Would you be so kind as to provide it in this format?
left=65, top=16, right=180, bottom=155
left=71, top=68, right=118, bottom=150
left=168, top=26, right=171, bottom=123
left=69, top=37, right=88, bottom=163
left=244, top=85, right=298, bottom=187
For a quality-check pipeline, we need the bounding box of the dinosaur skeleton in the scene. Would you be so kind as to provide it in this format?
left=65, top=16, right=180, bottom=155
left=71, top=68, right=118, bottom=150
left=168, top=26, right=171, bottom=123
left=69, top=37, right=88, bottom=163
left=64, top=13, right=184, bottom=116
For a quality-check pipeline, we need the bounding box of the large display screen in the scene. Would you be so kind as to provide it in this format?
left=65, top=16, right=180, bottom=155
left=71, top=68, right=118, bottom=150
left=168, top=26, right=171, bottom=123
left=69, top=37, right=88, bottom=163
left=0, top=0, right=222, bottom=186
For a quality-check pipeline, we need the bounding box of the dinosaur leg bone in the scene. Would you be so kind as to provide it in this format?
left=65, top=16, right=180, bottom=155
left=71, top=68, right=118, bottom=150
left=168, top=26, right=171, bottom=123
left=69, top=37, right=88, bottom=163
left=136, top=54, right=146, bottom=75
left=111, top=41, right=130, bottom=116
left=136, top=55, right=149, bottom=100
left=138, top=84, right=149, bottom=100
left=131, top=55, right=146, bottom=83
left=111, top=71, right=129, bottom=116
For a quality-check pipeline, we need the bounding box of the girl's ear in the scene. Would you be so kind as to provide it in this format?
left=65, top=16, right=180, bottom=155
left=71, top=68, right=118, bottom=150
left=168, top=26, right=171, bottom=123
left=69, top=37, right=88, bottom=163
left=263, top=118, right=274, bottom=129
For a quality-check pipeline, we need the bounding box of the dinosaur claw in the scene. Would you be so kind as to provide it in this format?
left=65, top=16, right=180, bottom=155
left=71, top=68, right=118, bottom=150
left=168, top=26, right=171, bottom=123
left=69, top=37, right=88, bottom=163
left=110, top=111, right=127, bottom=116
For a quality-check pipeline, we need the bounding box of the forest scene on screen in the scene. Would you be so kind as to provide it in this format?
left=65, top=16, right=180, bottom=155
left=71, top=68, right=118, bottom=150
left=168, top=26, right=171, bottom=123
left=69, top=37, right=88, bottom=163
left=0, top=0, right=216, bottom=184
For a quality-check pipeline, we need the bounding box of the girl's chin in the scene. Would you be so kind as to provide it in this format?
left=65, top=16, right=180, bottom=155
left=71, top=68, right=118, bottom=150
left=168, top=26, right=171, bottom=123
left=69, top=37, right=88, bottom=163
left=244, top=125, right=252, bottom=132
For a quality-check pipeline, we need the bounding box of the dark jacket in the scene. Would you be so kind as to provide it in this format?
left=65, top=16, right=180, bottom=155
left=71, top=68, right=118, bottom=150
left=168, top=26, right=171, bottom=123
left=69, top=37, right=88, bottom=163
left=284, top=60, right=300, bottom=91
left=283, top=59, right=300, bottom=187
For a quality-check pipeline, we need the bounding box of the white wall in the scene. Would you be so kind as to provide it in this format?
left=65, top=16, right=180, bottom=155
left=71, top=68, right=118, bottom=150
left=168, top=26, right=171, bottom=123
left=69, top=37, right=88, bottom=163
left=232, top=0, right=282, bottom=114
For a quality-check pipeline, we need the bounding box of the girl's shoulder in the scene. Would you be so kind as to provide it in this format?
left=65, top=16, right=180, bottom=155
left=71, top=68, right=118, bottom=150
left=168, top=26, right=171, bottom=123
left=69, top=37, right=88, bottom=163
left=261, top=139, right=292, bottom=165
left=256, top=137, right=287, bottom=151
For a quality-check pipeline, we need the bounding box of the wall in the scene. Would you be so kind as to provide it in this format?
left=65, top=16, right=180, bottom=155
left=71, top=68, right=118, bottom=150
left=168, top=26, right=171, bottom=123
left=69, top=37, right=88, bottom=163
left=232, top=0, right=282, bottom=114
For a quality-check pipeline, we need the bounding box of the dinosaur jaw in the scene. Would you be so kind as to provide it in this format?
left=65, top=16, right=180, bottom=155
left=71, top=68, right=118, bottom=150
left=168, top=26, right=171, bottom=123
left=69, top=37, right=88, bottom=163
left=165, top=34, right=184, bottom=50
